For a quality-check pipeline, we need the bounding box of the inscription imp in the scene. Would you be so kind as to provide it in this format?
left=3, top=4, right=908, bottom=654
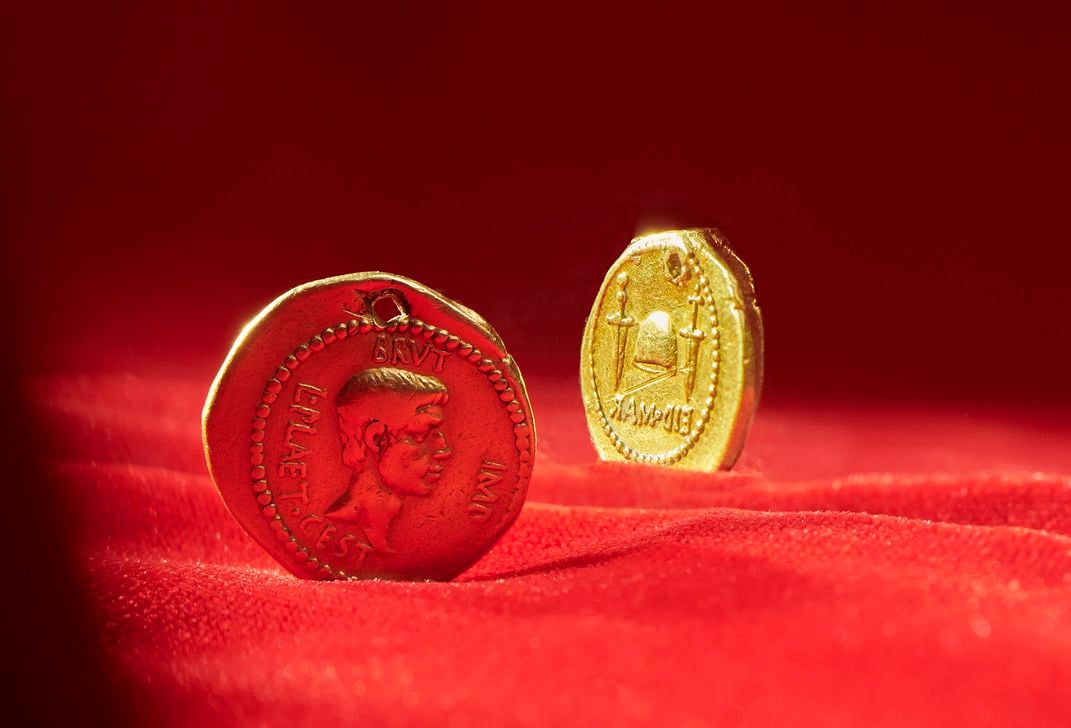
left=469, top=459, right=506, bottom=522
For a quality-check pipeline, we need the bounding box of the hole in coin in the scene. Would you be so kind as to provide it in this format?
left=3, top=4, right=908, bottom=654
left=372, top=292, right=407, bottom=324
left=664, top=254, right=681, bottom=280
left=664, top=248, right=691, bottom=286
left=667, top=252, right=683, bottom=279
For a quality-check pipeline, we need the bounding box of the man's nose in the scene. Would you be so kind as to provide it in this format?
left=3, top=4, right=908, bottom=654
left=431, top=432, right=451, bottom=460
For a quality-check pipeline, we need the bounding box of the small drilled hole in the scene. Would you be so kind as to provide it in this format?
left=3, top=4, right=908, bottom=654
left=664, top=250, right=691, bottom=286
left=372, top=294, right=405, bottom=323
left=667, top=252, right=682, bottom=279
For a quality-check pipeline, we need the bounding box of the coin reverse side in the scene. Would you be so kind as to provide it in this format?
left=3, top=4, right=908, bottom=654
left=581, top=229, right=763, bottom=471
left=203, top=273, right=535, bottom=581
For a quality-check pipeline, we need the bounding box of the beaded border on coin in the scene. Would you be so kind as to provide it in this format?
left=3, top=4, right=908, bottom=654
left=587, top=246, right=720, bottom=465
left=248, top=314, right=533, bottom=579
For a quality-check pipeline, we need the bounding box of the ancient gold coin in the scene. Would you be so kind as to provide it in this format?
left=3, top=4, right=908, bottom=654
left=581, top=229, right=763, bottom=470
left=203, top=273, right=535, bottom=581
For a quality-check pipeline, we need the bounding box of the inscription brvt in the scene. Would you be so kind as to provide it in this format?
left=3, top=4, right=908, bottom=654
left=372, top=333, right=452, bottom=372
left=468, top=459, right=506, bottom=521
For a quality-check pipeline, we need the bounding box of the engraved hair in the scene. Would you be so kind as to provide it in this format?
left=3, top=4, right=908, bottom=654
left=335, top=367, right=448, bottom=470
left=337, top=367, right=448, bottom=407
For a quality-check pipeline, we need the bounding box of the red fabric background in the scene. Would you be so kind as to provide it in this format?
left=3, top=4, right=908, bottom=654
left=6, top=2, right=1071, bottom=726
left=24, top=375, right=1071, bottom=726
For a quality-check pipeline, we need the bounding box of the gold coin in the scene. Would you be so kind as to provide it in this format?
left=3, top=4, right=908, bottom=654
left=580, top=229, right=763, bottom=470
left=203, top=273, right=535, bottom=580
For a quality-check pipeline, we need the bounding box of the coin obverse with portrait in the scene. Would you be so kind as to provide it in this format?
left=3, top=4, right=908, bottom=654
left=203, top=273, right=535, bottom=581
left=581, top=229, right=763, bottom=471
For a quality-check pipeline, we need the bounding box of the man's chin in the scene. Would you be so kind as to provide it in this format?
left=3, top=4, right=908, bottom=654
left=398, top=482, right=434, bottom=496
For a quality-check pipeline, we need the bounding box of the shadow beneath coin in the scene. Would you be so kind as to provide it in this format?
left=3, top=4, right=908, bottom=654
left=463, top=536, right=654, bottom=581
left=529, top=460, right=761, bottom=509
left=465, top=546, right=826, bottom=624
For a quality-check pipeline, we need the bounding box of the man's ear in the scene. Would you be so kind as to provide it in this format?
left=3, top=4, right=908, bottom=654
left=340, top=429, right=365, bottom=469
left=362, top=420, right=389, bottom=456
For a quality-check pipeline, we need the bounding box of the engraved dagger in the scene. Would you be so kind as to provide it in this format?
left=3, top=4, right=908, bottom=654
left=605, top=272, right=636, bottom=392
left=678, top=286, right=705, bottom=400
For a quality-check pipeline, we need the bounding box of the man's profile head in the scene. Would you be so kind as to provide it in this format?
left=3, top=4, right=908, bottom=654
left=335, top=367, right=451, bottom=496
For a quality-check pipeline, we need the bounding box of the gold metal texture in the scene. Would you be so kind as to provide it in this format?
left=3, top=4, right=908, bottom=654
left=203, top=273, right=535, bottom=581
left=581, top=229, right=762, bottom=471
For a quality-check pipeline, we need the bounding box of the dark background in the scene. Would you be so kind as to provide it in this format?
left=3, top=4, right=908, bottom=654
left=5, top=1, right=1070, bottom=402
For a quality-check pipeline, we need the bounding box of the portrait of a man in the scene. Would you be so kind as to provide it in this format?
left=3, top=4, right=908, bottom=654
left=325, top=367, right=452, bottom=553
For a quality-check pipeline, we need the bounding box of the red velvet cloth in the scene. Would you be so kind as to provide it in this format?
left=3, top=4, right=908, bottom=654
left=32, top=373, right=1071, bottom=726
